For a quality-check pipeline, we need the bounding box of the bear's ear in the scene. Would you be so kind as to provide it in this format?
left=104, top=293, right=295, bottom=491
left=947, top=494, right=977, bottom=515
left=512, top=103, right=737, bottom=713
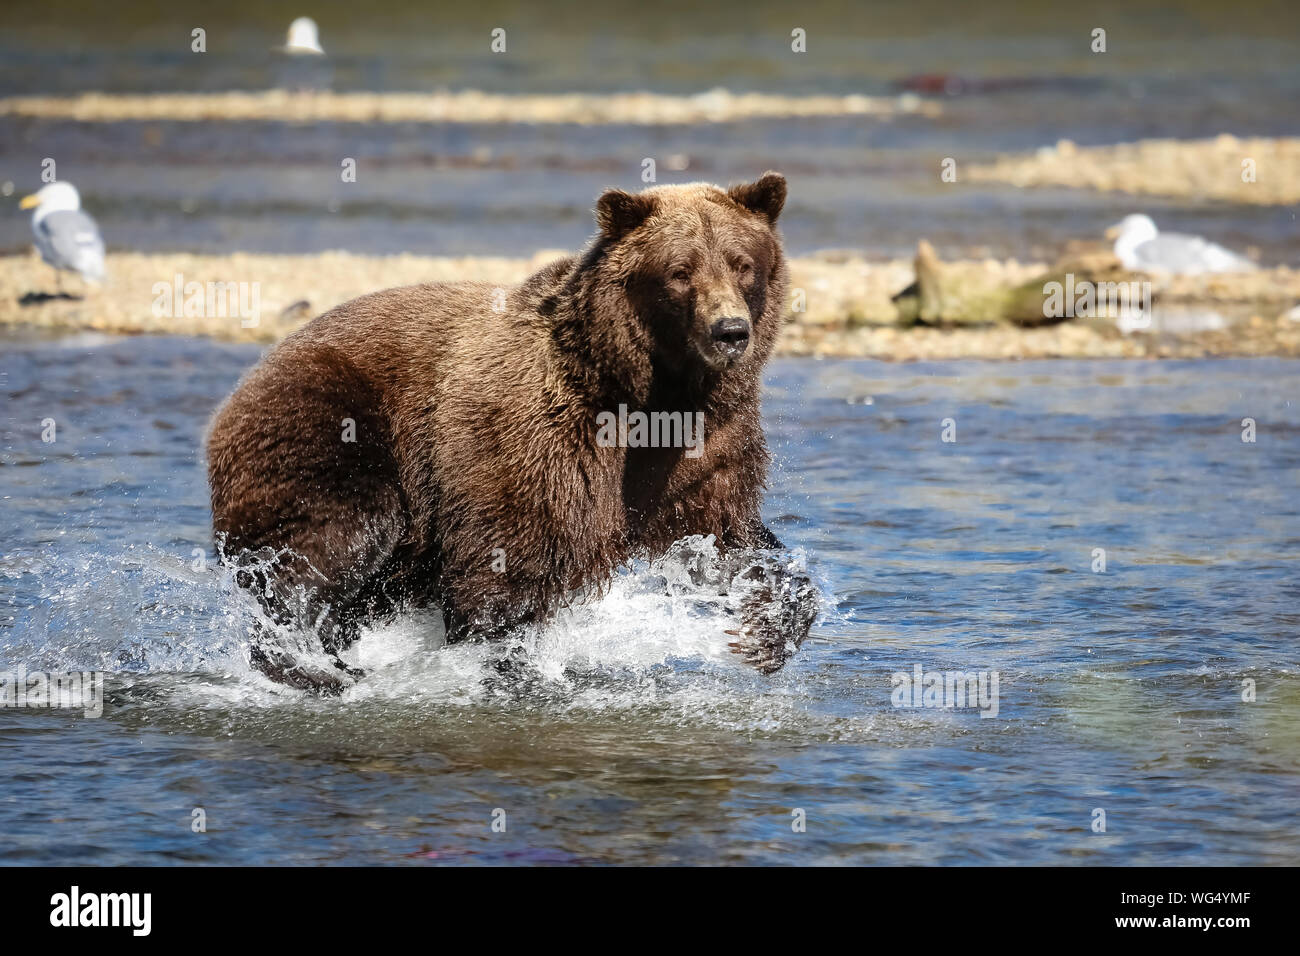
left=727, top=171, right=786, bottom=224
left=595, top=188, right=657, bottom=240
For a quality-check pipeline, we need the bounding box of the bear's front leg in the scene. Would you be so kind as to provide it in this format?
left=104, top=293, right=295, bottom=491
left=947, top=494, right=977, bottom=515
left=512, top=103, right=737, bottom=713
left=440, top=581, right=554, bottom=694
left=441, top=595, right=543, bottom=646
left=434, top=478, right=614, bottom=652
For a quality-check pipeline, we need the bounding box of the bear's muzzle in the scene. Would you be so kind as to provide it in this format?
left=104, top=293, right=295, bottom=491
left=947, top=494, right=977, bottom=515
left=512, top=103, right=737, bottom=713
left=709, top=316, right=751, bottom=364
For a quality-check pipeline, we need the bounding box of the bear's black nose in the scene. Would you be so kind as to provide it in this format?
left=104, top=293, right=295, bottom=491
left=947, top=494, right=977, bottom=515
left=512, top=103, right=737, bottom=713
left=710, top=317, right=751, bottom=357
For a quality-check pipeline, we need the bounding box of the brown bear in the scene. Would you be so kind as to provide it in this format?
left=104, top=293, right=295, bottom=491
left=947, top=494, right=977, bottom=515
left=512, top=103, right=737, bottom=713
left=206, top=172, right=815, bottom=692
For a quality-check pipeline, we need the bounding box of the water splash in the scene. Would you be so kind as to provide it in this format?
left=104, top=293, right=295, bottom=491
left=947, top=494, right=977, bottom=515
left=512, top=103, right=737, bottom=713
left=1, top=534, right=834, bottom=723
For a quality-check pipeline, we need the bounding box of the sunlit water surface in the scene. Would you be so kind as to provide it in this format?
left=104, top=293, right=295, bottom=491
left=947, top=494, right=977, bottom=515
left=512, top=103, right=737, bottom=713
left=3, top=0, right=1299, bottom=263
left=1, top=333, right=1297, bottom=864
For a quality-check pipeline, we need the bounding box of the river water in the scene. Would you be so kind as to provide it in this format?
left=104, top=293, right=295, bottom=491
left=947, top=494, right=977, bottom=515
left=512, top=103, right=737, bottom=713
left=2, top=0, right=1299, bottom=262
left=1, top=333, right=1296, bottom=864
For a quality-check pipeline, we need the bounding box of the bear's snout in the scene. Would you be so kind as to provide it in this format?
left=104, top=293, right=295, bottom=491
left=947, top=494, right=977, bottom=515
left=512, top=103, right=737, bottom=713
left=709, top=316, right=751, bottom=361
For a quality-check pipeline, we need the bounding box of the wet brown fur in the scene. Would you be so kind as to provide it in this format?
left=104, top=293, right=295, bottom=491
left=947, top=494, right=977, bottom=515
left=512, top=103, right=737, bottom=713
left=207, top=173, right=792, bottom=669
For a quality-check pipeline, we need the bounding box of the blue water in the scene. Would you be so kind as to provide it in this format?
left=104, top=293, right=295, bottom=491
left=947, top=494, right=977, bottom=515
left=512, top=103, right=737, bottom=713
left=3, top=0, right=1299, bottom=263
left=1, top=332, right=1296, bottom=864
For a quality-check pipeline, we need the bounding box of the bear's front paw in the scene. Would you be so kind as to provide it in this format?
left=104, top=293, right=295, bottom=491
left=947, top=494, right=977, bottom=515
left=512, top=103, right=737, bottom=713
left=726, top=570, right=818, bottom=675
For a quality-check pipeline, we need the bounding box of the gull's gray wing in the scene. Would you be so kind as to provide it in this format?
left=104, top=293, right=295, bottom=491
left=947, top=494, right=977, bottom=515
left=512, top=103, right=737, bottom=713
left=34, top=209, right=105, bottom=281
left=1133, top=233, right=1255, bottom=274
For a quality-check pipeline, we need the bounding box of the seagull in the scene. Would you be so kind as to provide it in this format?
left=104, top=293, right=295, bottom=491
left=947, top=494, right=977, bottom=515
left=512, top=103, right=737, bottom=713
left=19, top=181, right=105, bottom=291
left=1105, top=214, right=1256, bottom=275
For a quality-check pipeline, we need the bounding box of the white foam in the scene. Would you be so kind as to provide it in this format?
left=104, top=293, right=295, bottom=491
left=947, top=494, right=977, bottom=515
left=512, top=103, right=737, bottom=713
left=4, top=535, right=837, bottom=731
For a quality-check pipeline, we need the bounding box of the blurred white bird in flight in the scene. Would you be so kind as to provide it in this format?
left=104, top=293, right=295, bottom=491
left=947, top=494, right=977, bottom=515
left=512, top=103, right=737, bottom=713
left=1106, top=214, right=1256, bottom=275
left=276, top=17, right=331, bottom=92
left=19, top=181, right=105, bottom=291
left=283, top=17, right=325, bottom=55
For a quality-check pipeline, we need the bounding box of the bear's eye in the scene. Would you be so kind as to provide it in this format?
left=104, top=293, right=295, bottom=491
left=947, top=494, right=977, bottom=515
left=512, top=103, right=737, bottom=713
left=734, top=261, right=753, bottom=277
left=670, top=268, right=691, bottom=284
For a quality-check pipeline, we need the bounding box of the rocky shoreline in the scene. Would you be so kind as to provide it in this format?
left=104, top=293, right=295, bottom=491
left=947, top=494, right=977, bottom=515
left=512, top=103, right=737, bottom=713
left=3, top=249, right=1298, bottom=360
left=0, top=89, right=937, bottom=126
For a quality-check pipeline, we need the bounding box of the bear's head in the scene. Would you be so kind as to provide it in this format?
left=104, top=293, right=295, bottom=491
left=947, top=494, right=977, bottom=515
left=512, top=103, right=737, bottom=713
left=592, top=173, right=788, bottom=378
